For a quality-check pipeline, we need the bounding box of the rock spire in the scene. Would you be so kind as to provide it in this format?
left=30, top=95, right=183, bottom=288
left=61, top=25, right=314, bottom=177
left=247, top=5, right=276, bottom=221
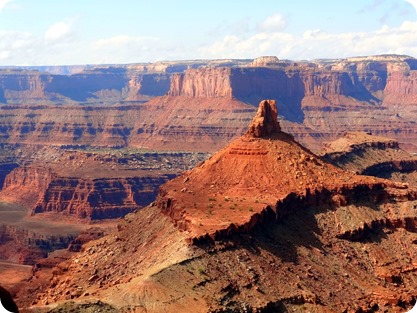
left=245, top=99, right=281, bottom=138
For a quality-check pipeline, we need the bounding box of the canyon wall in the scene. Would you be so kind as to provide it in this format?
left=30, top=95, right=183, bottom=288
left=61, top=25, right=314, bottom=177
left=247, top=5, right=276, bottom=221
left=383, top=61, right=417, bottom=106
left=0, top=98, right=255, bottom=151
left=0, top=55, right=417, bottom=152
left=32, top=175, right=176, bottom=219
left=3, top=55, right=414, bottom=109
left=168, top=68, right=233, bottom=98
left=0, top=59, right=251, bottom=104
left=161, top=55, right=417, bottom=150
left=0, top=68, right=171, bottom=104
left=0, top=165, right=175, bottom=220
left=0, top=224, right=76, bottom=264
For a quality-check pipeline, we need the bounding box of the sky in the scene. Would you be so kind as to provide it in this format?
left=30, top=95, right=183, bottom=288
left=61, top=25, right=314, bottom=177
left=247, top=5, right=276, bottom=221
left=0, top=0, right=417, bottom=65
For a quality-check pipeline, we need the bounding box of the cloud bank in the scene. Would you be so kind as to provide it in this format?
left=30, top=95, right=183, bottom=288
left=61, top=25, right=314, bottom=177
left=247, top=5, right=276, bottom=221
left=0, top=1, right=417, bottom=65
left=0, top=0, right=13, bottom=13
left=198, top=19, right=417, bottom=60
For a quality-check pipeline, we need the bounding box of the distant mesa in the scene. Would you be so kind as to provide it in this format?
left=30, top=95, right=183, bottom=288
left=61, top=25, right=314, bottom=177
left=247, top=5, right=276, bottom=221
left=249, top=56, right=281, bottom=67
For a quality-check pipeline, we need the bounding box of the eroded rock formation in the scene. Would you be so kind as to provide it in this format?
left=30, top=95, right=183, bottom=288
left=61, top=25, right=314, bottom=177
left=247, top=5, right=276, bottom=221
left=0, top=224, right=76, bottom=264
left=245, top=99, right=280, bottom=137
left=24, top=100, right=417, bottom=313
left=322, top=132, right=417, bottom=184
left=0, top=164, right=175, bottom=220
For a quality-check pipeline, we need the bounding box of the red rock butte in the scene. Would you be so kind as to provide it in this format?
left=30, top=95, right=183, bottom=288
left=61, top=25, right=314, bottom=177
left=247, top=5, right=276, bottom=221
left=30, top=99, right=417, bottom=313
left=156, top=99, right=407, bottom=241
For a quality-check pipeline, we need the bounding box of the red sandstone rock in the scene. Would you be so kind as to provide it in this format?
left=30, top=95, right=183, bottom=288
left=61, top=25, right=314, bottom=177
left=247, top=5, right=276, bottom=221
left=1, top=55, right=417, bottom=153
left=245, top=99, right=280, bottom=137
left=168, top=67, right=233, bottom=98
left=155, top=101, right=414, bottom=241
left=322, top=132, right=417, bottom=185
left=0, top=164, right=172, bottom=220
left=26, top=100, right=417, bottom=313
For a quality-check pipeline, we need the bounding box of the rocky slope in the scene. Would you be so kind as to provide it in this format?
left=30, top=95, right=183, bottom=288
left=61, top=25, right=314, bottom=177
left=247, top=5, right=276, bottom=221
left=22, top=100, right=417, bottom=313
left=322, top=132, right=417, bottom=184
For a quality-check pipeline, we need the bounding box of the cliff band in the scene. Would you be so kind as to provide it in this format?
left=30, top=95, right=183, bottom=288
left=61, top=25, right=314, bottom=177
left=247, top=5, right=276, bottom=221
left=28, top=100, right=417, bottom=313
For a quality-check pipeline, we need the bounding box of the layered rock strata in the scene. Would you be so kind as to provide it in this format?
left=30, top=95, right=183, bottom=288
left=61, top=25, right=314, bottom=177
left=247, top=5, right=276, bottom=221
left=1, top=55, right=417, bottom=153
left=322, top=132, right=417, bottom=184
left=0, top=165, right=175, bottom=219
left=27, top=100, right=417, bottom=313
left=0, top=224, right=76, bottom=264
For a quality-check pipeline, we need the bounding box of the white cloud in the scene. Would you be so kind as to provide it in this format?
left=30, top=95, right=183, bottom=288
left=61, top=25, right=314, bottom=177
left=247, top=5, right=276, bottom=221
left=198, top=32, right=293, bottom=59
left=0, top=0, right=13, bottom=13
left=405, top=0, right=417, bottom=13
left=207, top=17, right=252, bottom=38
left=2, top=10, right=417, bottom=66
left=257, top=13, right=287, bottom=32
left=0, top=28, right=81, bottom=65
left=0, top=50, right=10, bottom=60
left=0, top=30, right=37, bottom=64
left=44, top=20, right=74, bottom=41
left=198, top=20, right=417, bottom=60
left=303, top=29, right=327, bottom=40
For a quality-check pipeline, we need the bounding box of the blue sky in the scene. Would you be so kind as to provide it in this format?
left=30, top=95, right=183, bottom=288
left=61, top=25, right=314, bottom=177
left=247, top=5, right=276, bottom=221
left=0, top=0, right=416, bottom=65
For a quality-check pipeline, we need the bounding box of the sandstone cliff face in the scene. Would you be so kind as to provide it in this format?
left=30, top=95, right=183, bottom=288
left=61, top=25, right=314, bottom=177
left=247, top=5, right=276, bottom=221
left=1, top=55, right=417, bottom=153
left=0, top=166, right=56, bottom=207
left=32, top=175, right=175, bottom=219
left=125, top=73, right=171, bottom=101
left=0, top=162, right=19, bottom=188
left=0, top=71, right=49, bottom=103
left=0, top=165, right=175, bottom=220
left=45, top=69, right=173, bottom=103
left=230, top=67, right=306, bottom=122
left=0, top=105, right=142, bottom=147
left=383, top=64, right=417, bottom=106
left=0, top=60, right=250, bottom=105
left=0, top=68, right=171, bottom=104
left=160, top=56, right=417, bottom=151
left=0, top=224, right=76, bottom=264
left=354, top=61, right=388, bottom=93
left=0, top=98, right=255, bottom=151
left=168, top=68, right=233, bottom=98
left=166, top=59, right=397, bottom=126
left=167, top=65, right=372, bottom=124
left=130, top=96, right=256, bottom=151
